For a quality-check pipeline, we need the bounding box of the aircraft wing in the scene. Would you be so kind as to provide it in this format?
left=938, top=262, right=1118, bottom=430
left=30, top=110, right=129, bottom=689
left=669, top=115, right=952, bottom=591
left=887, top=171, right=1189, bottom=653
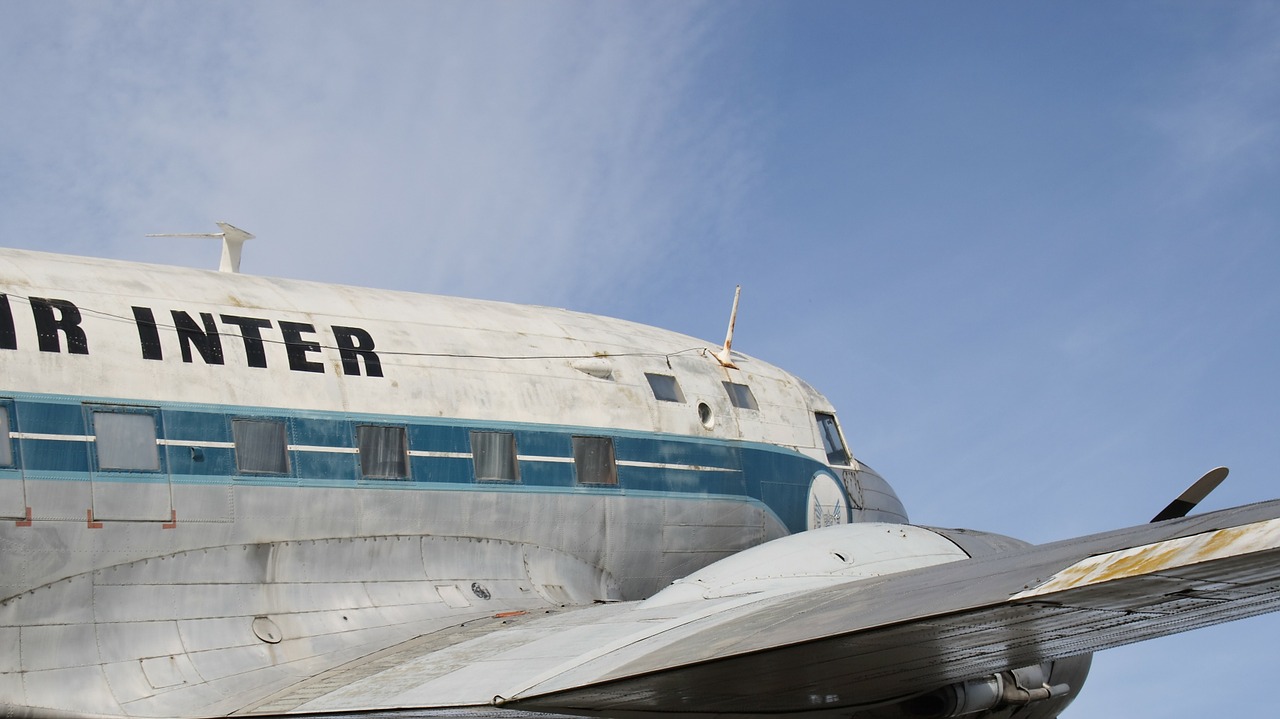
left=239, top=499, right=1280, bottom=716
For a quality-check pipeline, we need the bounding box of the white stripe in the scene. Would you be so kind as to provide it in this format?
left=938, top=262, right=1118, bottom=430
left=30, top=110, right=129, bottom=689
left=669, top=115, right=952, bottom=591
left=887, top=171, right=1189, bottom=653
left=616, top=460, right=737, bottom=473
left=288, top=444, right=360, bottom=454
left=517, top=454, right=575, bottom=464
left=12, top=432, right=95, bottom=442
left=157, top=439, right=235, bottom=449
left=7, top=433, right=734, bottom=474
left=408, top=450, right=473, bottom=459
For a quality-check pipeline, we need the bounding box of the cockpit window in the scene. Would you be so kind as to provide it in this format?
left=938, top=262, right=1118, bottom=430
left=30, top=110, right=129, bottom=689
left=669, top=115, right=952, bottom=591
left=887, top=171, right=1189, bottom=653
left=815, top=412, right=850, bottom=465
left=723, top=381, right=759, bottom=410
left=645, top=373, right=685, bottom=403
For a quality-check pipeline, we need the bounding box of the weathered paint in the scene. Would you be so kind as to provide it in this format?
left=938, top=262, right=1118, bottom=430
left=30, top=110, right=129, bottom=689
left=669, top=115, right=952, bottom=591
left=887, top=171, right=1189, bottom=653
left=0, top=248, right=906, bottom=717
left=1012, top=515, right=1280, bottom=599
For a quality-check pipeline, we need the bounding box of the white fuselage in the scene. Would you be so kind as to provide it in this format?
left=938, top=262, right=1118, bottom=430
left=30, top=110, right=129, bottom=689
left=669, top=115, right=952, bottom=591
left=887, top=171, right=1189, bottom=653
left=0, top=248, right=905, bottom=717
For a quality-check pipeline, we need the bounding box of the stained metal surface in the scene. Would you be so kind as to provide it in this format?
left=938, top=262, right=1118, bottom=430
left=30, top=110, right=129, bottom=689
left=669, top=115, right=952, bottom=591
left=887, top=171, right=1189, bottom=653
left=2, top=532, right=616, bottom=717
left=506, top=500, right=1280, bottom=715
left=63, top=502, right=1266, bottom=718
left=1014, top=514, right=1280, bottom=598
left=642, top=523, right=969, bottom=606
left=0, top=248, right=845, bottom=451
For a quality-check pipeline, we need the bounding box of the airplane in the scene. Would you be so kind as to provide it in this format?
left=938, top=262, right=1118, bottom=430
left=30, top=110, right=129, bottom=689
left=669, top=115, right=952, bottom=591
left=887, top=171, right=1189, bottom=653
left=2, top=231, right=1279, bottom=719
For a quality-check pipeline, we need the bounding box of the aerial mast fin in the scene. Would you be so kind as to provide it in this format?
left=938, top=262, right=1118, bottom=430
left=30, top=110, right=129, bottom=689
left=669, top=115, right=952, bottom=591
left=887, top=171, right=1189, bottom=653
left=1151, top=466, right=1229, bottom=522
left=146, top=221, right=255, bottom=273
left=712, top=285, right=741, bottom=369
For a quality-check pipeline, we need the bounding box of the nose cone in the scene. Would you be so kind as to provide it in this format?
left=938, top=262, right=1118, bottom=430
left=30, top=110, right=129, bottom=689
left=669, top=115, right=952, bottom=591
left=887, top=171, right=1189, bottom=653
left=841, top=462, right=909, bottom=523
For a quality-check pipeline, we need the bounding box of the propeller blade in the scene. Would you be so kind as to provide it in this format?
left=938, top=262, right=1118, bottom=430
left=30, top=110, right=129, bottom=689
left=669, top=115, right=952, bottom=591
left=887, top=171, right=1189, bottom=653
left=1151, top=466, right=1229, bottom=522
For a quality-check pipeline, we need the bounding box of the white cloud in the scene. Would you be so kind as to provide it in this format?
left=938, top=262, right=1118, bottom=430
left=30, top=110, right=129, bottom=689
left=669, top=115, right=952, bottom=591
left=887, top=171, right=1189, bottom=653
left=0, top=2, right=759, bottom=306
left=1147, top=4, right=1280, bottom=189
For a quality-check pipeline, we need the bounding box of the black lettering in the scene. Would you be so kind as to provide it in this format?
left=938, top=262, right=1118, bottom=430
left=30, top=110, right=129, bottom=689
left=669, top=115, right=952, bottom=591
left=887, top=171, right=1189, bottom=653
left=171, top=311, right=224, bottom=365
left=278, top=321, right=324, bottom=373
left=332, top=325, right=383, bottom=377
left=0, top=294, right=14, bottom=350
left=220, top=315, right=272, bottom=368
left=131, top=307, right=163, bottom=360
left=30, top=297, right=88, bottom=354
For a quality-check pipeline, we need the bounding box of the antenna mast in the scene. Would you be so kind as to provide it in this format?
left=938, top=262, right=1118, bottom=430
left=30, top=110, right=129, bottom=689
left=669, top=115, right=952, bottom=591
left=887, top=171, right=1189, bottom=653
left=712, top=285, right=742, bottom=369
left=146, top=221, right=255, bottom=273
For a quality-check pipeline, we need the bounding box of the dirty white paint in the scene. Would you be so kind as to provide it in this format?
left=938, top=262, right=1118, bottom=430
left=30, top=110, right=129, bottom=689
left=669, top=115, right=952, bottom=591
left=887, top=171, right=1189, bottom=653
left=1013, top=516, right=1280, bottom=599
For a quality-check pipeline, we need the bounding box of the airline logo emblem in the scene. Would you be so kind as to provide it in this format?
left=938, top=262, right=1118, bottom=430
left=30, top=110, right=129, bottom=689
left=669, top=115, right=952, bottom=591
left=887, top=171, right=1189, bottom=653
left=807, top=472, right=849, bottom=530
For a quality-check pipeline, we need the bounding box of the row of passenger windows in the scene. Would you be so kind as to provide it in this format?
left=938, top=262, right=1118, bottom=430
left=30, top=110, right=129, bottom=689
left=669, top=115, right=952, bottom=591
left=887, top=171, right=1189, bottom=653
left=228, top=419, right=617, bottom=484
left=643, top=372, right=759, bottom=411
left=0, top=406, right=620, bottom=485
left=1, top=401, right=849, bottom=474
left=234, top=421, right=421, bottom=479
left=234, top=420, right=419, bottom=479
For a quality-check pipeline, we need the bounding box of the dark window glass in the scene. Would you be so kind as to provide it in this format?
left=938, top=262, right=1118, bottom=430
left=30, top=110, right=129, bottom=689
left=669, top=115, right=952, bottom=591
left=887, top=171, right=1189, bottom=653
left=94, top=411, right=161, bottom=471
left=816, top=412, right=850, bottom=465
left=358, top=425, right=408, bottom=479
left=233, top=419, right=289, bottom=474
left=723, top=381, right=759, bottom=410
left=471, top=431, right=520, bottom=481
left=0, top=406, right=12, bottom=467
left=572, top=436, right=617, bottom=486
left=645, top=373, right=686, bottom=403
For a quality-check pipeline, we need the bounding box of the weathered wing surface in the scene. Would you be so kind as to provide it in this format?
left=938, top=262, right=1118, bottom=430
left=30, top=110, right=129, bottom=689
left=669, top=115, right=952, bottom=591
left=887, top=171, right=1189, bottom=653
left=245, top=500, right=1280, bottom=717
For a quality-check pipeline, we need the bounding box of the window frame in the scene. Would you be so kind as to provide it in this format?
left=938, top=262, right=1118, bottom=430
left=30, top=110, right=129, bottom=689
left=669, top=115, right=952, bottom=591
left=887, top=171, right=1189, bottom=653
left=815, top=412, right=851, bottom=465
left=357, top=424, right=410, bottom=480
left=722, top=381, right=759, bottom=411
left=572, top=435, right=618, bottom=486
left=470, top=430, right=521, bottom=482
left=644, top=373, right=686, bottom=403
left=91, top=407, right=162, bottom=473
left=0, top=402, right=13, bottom=468
left=232, top=418, right=291, bottom=475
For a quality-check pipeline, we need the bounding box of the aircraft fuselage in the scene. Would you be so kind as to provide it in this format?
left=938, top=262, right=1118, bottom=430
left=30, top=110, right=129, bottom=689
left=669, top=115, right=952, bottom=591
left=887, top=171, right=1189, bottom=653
left=0, top=248, right=907, bottom=716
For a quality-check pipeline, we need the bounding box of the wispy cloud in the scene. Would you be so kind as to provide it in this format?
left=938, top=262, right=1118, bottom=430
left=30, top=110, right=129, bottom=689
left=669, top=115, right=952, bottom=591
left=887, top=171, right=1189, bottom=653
left=1147, top=4, right=1280, bottom=189
left=0, top=2, right=759, bottom=306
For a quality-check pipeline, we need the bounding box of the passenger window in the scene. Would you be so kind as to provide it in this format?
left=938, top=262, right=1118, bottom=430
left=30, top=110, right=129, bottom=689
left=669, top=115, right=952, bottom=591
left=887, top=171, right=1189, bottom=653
left=233, top=419, right=290, bottom=474
left=358, top=425, right=408, bottom=479
left=815, top=412, right=850, bottom=465
left=471, top=430, right=520, bottom=481
left=572, top=436, right=617, bottom=485
left=0, top=406, right=12, bottom=467
left=645, top=373, right=685, bottom=403
left=93, top=411, right=160, bottom=471
left=723, top=381, right=759, bottom=410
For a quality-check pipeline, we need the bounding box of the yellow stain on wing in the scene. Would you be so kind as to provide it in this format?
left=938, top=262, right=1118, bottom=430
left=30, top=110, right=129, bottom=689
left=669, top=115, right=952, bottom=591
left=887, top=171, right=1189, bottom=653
left=1011, top=517, right=1280, bottom=600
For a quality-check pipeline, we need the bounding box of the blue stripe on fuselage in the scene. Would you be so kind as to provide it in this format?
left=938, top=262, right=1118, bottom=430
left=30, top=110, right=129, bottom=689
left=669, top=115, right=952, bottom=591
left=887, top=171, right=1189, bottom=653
left=0, top=391, right=826, bottom=532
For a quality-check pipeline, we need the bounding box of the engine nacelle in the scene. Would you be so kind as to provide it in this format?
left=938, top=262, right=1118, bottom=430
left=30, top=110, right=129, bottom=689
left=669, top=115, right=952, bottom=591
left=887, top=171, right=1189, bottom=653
left=643, top=523, right=1094, bottom=718
left=900, top=655, right=1093, bottom=718
left=643, top=522, right=973, bottom=607
left=892, top=528, right=1093, bottom=719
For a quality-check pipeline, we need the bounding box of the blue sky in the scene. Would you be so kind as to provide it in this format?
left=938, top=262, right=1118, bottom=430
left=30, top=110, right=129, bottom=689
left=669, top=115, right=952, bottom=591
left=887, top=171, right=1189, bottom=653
left=3, top=2, right=1279, bottom=716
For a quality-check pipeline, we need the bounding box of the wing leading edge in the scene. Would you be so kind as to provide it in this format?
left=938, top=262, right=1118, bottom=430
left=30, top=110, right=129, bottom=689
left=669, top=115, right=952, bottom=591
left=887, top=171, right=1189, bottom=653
left=510, top=501, right=1280, bottom=716
left=259, top=500, right=1280, bottom=717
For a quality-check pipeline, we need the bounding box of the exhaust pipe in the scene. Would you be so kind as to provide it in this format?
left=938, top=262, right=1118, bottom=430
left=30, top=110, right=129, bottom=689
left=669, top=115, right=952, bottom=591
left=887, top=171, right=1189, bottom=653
left=903, top=664, right=1071, bottom=717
